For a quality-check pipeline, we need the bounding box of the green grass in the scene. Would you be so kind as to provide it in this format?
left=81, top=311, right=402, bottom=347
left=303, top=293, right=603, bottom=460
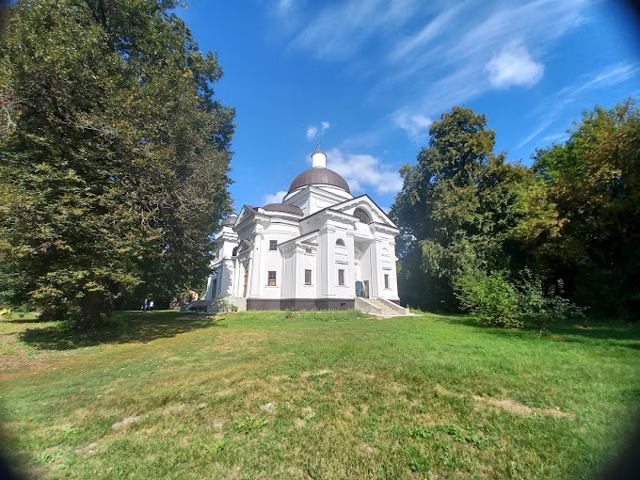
left=1, top=309, right=639, bottom=479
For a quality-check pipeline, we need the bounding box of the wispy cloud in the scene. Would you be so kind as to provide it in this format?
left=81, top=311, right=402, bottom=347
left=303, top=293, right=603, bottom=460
left=276, top=0, right=295, bottom=15
left=262, top=190, right=287, bottom=205
left=517, top=61, right=640, bottom=148
left=558, top=62, right=639, bottom=99
left=288, top=0, right=419, bottom=61
left=393, top=112, right=432, bottom=143
left=389, top=4, right=463, bottom=62
left=277, top=0, right=589, bottom=142
left=386, top=1, right=587, bottom=131
left=485, top=41, right=544, bottom=89
left=265, top=0, right=636, bottom=158
left=306, top=121, right=331, bottom=140
left=326, top=147, right=403, bottom=195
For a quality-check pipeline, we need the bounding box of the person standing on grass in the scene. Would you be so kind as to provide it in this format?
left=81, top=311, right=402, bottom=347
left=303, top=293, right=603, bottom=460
left=143, top=298, right=148, bottom=312
left=149, top=300, right=154, bottom=311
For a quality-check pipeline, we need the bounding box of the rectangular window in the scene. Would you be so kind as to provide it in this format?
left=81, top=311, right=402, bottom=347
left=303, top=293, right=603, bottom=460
left=384, top=274, right=390, bottom=289
left=305, top=269, right=312, bottom=285
left=338, top=268, right=345, bottom=286
left=268, top=271, right=276, bottom=286
left=269, top=240, right=277, bottom=251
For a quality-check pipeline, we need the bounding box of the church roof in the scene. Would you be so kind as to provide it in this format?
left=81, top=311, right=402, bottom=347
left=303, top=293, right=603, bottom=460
left=221, top=214, right=237, bottom=227
left=263, top=203, right=303, bottom=215
left=288, top=167, right=350, bottom=194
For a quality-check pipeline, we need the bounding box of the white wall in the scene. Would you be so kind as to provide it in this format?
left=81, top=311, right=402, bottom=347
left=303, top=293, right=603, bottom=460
left=211, top=188, right=401, bottom=305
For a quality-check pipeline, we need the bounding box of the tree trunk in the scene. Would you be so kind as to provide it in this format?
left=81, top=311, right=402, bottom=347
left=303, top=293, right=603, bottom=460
left=78, top=291, right=107, bottom=330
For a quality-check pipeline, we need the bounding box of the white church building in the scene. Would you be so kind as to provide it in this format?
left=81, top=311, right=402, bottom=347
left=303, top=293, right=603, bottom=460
left=201, top=149, right=407, bottom=315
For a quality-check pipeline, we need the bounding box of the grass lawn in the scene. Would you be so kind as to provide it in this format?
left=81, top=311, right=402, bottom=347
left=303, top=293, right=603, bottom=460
left=1, top=309, right=639, bottom=479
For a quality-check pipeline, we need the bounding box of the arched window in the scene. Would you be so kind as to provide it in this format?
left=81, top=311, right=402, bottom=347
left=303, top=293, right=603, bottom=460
left=354, top=208, right=372, bottom=224
left=232, top=246, right=238, bottom=257
left=336, top=238, right=345, bottom=247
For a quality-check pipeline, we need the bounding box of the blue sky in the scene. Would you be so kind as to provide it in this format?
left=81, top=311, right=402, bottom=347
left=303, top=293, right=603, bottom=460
left=178, top=0, right=640, bottom=213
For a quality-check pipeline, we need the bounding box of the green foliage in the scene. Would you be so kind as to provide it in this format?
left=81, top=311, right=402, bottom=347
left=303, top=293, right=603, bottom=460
left=455, top=267, right=584, bottom=331
left=233, top=415, right=267, bottom=435
left=521, top=99, right=640, bottom=319
left=214, top=297, right=233, bottom=313
left=0, top=0, right=234, bottom=326
left=407, top=423, right=488, bottom=448
left=203, top=439, right=226, bottom=454
left=454, top=269, right=522, bottom=328
left=391, top=106, right=530, bottom=310
left=517, top=268, right=585, bottom=335
left=393, top=100, right=638, bottom=320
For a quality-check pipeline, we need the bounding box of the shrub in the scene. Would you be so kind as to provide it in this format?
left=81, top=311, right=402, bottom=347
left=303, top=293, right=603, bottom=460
left=455, top=267, right=585, bottom=332
left=454, top=269, right=522, bottom=328
left=517, top=268, right=585, bottom=336
left=214, top=297, right=233, bottom=313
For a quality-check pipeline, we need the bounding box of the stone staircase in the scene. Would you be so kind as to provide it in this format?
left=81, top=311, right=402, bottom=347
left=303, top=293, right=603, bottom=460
left=179, top=299, right=215, bottom=313
left=355, top=297, right=413, bottom=317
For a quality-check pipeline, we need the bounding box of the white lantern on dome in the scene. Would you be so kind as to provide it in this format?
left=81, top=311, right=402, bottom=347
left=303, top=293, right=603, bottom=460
left=311, top=149, right=327, bottom=169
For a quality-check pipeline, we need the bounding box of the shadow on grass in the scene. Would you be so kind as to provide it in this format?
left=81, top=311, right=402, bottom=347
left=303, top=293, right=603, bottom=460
left=18, top=310, right=224, bottom=351
left=431, top=313, right=484, bottom=328
left=544, top=321, right=640, bottom=351
left=5, top=318, right=43, bottom=324
left=442, top=313, right=640, bottom=349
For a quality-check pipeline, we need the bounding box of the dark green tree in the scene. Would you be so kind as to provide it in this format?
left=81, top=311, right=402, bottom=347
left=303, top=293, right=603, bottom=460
left=391, top=107, right=529, bottom=310
left=519, top=99, right=640, bottom=318
left=0, top=0, right=234, bottom=327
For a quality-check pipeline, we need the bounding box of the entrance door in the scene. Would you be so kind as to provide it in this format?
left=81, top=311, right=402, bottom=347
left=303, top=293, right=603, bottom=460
left=363, top=280, right=370, bottom=299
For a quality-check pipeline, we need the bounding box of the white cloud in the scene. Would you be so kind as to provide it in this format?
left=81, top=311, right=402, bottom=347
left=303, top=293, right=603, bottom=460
left=262, top=190, right=287, bottom=205
left=306, top=125, right=318, bottom=139
left=541, top=132, right=569, bottom=144
left=393, top=111, right=432, bottom=142
left=277, top=0, right=295, bottom=15
left=390, top=4, right=463, bottom=62
left=326, top=147, right=403, bottom=195
left=306, top=121, right=330, bottom=139
left=485, top=42, right=544, bottom=89
left=288, top=0, right=420, bottom=60
left=518, top=61, right=640, bottom=148
left=517, top=119, right=552, bottom=149
left=268, top=0, right=596, bottom=147
left=353, top=1, right=586, bottom=141
left=560, top=61, right=639, bottom=98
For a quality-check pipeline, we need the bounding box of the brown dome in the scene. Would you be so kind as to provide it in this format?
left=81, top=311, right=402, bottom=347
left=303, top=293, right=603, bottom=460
left=288, top=167, right=350, bottom=193
left=221, top=214, right=237, bottom=226
left=263, top=203, right=303, bottom=215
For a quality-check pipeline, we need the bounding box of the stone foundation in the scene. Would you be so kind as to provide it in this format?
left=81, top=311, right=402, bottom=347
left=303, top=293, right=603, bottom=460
left=246, top=298, right=354, bottom=311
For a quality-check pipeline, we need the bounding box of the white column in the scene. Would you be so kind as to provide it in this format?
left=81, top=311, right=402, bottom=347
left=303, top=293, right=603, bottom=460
left=249, top=228, right=264, bottom=297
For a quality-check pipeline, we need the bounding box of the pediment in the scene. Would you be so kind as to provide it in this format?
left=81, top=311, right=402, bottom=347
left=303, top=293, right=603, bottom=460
left=235, top=205, right=258, bottom=227
left=236, top=238, right=254, bottom=254
left=331, top=195, right=398, bottom=229
left=279, top=230, right=319, bottom=249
